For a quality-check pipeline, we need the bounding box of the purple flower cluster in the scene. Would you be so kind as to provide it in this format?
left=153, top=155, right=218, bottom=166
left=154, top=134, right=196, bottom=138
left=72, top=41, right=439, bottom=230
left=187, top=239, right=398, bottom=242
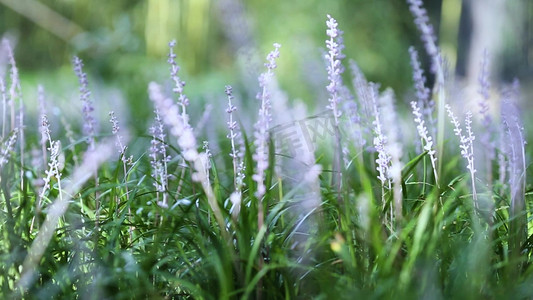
left=39, top=115, right=64, bottom=204
left=168, top=41, right=189, bottom=120
left=149, top=46, right=225, bottom=228
left=325, top=15, right=345, bottom=125
left=447, top=107, right=475, bottom=173
left=411, top=101, right=438, bottom=184
left=253, top=43, right=280, bottom=199
left=407, top=0, right=439, bottom=73
left=446, top=105, right=477, bottom=201
left=370, top=84, right=391, bottom=186
left=379, top=89, right=403, bottom=220
left=149, top=109, right=170, bottom=197
left=72, top=56, right=96, bottom=150
left=109, top=111, right=126, bottom=155
left=41, top=139, right=62, bottom=198
left=409, top=47, right=437, bottom=147
left=148, top=82, right=198, bottom=163
left=408, top=47, right=430, bottom=105
left=225, top=85, right=245, bottom=190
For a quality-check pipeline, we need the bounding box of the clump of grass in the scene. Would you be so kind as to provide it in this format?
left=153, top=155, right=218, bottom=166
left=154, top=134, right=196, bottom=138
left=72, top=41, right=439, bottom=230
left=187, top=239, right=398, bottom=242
left=1, top=2, right=533, bottom=299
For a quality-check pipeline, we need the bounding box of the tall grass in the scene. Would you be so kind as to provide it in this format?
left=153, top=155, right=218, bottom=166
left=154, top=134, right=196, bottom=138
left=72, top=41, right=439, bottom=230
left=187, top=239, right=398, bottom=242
left=1, top=2, right=533, bottom=299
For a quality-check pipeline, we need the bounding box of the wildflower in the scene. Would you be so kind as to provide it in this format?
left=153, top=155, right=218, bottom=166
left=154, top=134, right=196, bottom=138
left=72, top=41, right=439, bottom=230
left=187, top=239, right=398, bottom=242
left=72, top=56, right=96, bottom=150
left=325, top=14, right=345, bottom=125
left=408, top=47, right=435, bottom=139
left=407, top=0, right=439, bottom=73
left=202, top=140, right=212, bottom=176
left=253, top=43, right=280, bottom=199
left=225, top=85, right=245, bottom=191
left=446, top=105, right=477, bottom=202
left=41, top=140, right=63, bottom=197
left=411, top=101, right=438, bottom=185
left=108, top=110, right=132, bottom=218
left=149, top=80, right=226, bottom=236
left=409, top=47, right=430, bottom=105
left=109, top=111, right=128, bottom=160
left=168, top=40, right=189, bottom=121
left=149, top=109, right=170, bottom=197
left=148, top=82, right=198, bottom=160
left=370, top=83, right=390, bottom=186
left=381, top=89, right=403, bottom=221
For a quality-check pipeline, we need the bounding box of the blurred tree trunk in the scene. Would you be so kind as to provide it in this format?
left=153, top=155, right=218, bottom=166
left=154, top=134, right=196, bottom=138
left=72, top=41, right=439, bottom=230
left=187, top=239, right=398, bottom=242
left=456, top=0, right=530, bottom=84
left=145, top=0, right=210, bottom=74
left=424, top=0, right=442, bottom=88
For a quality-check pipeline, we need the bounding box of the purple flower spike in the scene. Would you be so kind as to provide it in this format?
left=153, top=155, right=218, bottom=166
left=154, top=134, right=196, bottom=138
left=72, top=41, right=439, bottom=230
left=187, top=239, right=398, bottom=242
left=72, top=56, right=96, bottom=150
left=407, top=0, right=439, bottom=74
left=325, top=15, right=345, bottom=125
left=253, top=43, right=281, bottom=199
left=168, top=40, right=190, bottom=120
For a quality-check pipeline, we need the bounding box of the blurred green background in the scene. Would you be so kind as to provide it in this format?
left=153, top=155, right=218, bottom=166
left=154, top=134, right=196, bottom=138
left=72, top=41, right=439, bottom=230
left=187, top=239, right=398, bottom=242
left=0, top=0, right=531, bottom=133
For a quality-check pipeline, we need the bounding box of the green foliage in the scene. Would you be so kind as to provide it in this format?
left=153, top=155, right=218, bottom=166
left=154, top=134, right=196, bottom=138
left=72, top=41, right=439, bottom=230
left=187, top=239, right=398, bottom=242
left=1, top=115, right=533, bottom=298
